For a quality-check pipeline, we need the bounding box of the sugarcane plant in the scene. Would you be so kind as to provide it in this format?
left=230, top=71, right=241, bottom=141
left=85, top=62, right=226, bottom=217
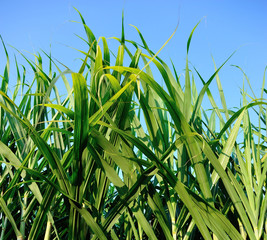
left=0, top=9, right=266, bottom=240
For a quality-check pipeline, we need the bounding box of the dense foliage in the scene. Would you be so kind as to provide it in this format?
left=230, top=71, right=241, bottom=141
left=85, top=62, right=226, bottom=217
left=0, top=10, right=266, bottom=240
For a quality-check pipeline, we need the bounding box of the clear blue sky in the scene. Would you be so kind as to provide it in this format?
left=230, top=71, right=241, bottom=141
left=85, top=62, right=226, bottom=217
left=0, top=0, right=266, bottom=110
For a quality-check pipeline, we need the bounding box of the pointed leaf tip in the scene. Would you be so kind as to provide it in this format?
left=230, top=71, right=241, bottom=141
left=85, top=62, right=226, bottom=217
left=121, top=10, right=125, bottom=44
left=187, top=19, right=202, bottom=54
